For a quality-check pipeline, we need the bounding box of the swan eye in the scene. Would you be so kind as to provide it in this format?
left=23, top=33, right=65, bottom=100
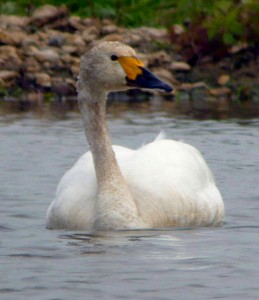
left=111, top=55, right=118, bottom=61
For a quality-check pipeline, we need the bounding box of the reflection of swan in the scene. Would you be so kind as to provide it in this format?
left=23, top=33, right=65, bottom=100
left=47, top=41, right=224, bottom=230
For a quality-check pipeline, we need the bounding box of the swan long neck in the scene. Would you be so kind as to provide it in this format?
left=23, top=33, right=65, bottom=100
left=78, top=87, right=118, bottom=186
left=77, top=85, right=141, bottom=229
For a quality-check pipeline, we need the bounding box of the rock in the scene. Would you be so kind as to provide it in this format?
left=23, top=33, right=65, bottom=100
left=0, top=27, right=28, bottom=47
left=177, top=82, right=208, bottom=91
left=71, top=64, right=80, bottom=77
left=44, top=29, right=66, bottom=47
left=37, top=31, right=49, bottom=42
left=217, top=74, right=230, bottom=86
left=121, top=27, right=169, bottom=49
left=101, top=25, right=119, bottom=35
left=101, top=34, right=123, bottom=42
left=22, top=57, right=41, bottom=73
left=171, top=61, right=191, bottom=71
left=82, top=33, right=98, bottom=43
left=52, top=78, right=75, bottom=96
left=8, top=30, right=27, bottom=46
left=0, top=70, right=19, bottom=82
left=147, top=51, right=171, bottom=67
left=0, top=28, right=27, bottom=47
left=138, top=27, right=168, bottom=40
left=63, top=34, right=85, bottom=55
left=61, top=54, right=80, bottom=76
left=72, top=35, right=85, bottom=47
left=208, top=87, right=231, bottom=96
left=229, top=43, right=248, bottom=54
left=82, top=26, right=100, bottom=37
left=64, top=32, right=85, bottom=47
left=102, top=19, right=114, bottom=26
left=0, top=15, right=29, bottom=29
left=48, top=35, right=66, bottom=47
left=43, top=18, right=70, bottom=31
left=68, top=16, right=86, bottom=31
left=172, top=24, right=185, bottom=35
left=61, top=54, right=80, bottom=67
left=31, top=5, right=68, bottom=27
left=65, top=78, right=76, bottom=88
left=0, top=29, right=14, bottom=45
left=62, top=45, right=78, bottom=55
left=34, top=73, right=51, bottom=87
left=122, top=32, right=143, bottom=47
left=0, top=46, right=22, bottom=70
left=29, top=46, right=60, bottom=63
left=21, top=34, right=40, bottom=47
left=82, top=18, right=98, bottom=27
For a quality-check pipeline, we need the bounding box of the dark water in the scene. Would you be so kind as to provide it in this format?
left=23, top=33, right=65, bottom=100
left=1, top=104, right=259, bottom=300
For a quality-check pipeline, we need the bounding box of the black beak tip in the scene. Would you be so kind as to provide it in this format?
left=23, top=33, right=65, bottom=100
left=163, top=84, right=173, bottom=93
left=126, top=67, right=174, bottom=93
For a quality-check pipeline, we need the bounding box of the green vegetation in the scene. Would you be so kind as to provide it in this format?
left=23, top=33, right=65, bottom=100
left=0, top=0, right=258, bottom=46
left=0, top=83, right=8, bottom=97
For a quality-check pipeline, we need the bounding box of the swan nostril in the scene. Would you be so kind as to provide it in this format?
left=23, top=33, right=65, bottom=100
left=111, top=55, right=118, bottom=61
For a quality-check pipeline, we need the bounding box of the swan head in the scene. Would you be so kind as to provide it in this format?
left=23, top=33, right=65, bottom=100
left=78, top=41, right=173, bottom=94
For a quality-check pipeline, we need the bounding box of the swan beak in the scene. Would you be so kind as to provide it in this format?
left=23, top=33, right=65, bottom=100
left=118, top=56, right=173, bottom=93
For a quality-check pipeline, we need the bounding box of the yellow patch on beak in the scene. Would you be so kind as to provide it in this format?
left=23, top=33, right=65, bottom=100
left=118, top=56, right=144, bottom=80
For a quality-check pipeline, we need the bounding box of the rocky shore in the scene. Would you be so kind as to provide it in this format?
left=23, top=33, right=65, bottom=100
left=0, top=5, right=258, bottom=116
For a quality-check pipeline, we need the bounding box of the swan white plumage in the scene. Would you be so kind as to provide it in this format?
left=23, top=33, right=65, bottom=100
left=46, top=41, right=224, bottom=230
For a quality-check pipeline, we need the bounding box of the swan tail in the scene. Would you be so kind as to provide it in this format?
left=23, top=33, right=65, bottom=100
left=154, top=130, right=167, bottom=141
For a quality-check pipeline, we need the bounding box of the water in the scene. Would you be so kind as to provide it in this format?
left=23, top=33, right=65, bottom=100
left=1, top=103, right=259, bottom=300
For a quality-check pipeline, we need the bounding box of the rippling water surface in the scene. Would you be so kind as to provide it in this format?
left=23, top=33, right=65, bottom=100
left=1, top=103, right=259, bottom=299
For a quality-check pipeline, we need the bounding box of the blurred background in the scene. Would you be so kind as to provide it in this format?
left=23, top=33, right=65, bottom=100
left=0, top=0, right=258, bottom=117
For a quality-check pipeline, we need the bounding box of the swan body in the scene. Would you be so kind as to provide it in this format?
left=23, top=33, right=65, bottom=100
left=47, top=41, right=224, bottom=230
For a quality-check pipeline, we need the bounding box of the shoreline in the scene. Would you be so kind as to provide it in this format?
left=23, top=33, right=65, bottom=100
left=0, top=5, right=258, bottom=116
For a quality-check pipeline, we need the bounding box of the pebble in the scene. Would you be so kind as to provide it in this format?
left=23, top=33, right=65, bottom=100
left=147, top=51, right=171, bottom=67
left=48, top=35, right=65, bottom=47
left=0, top=15, right=29, bottom=29
left=0, top=70, right=19, bottom=81
left=31, top=47, right=60, bottom=63
left=35, top=73, right=52, bottom=87
left=31, top=5, right=68, bottom=27
left=0, top=46, right=22, bottom=70
left=208, top=87, right=231, bottom=96
left=101, top=25, right=119, bottom=35
left=171, top=61, right=191, bottom=71
left=0, top=29, right=14, bottom=45
left=22, top=57, right=41, bottom=73
left=217, top=74, right=230, bottom=86
left=68, top=16, right=86, bottom=31
left=177, top=82, right=208, bottom=91
left=62, top=45, right=78, bottom=55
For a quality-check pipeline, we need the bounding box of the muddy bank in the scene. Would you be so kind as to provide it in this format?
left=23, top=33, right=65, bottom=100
left=0, top=5, right=258, bottom=116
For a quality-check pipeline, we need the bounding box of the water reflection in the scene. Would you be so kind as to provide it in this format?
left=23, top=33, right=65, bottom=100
left=1, top=94, right=259, bottom=120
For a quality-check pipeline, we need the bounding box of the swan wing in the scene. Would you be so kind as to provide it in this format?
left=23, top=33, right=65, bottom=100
left=118, top=139, right=223, bottom=227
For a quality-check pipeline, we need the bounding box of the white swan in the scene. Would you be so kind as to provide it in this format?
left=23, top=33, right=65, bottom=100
left=46, top=41, right=224, bottom=230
